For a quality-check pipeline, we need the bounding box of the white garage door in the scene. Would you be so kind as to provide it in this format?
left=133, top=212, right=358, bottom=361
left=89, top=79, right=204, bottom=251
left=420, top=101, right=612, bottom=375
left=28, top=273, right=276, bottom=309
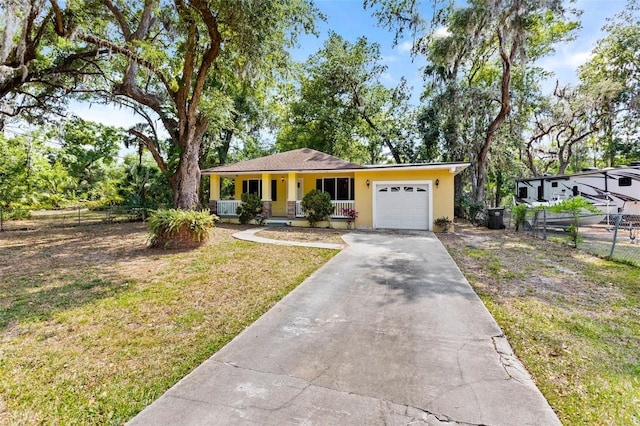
left=374, top=183, right=430, bottom=230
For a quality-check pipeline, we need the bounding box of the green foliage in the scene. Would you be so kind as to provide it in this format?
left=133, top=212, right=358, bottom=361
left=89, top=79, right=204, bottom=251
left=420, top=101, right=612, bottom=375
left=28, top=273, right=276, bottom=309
left=301, top=189, right=334, bottom=227
left=456, top=195, right=485, bottom=224
left=276, top=32, right=417, bottom=164
left=53, top=117, right=123, bottom=180
left=148, top=209, right=217, bottom=247
left=512, top=204, right=529, bottom=232
left=118, top=154, right=172, bottom=209
left=578, top=4, right=640, bottom=167
left=1, top=208, right=32, bottom=221
left=236, top=193, right=263, bottom=224
left=549, top=196, right=600, bottom=248
left=549, top=196, right=600, bottom=216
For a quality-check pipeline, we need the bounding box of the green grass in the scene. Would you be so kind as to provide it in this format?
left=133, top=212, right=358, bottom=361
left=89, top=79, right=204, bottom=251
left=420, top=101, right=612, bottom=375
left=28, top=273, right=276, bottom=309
left=440, top=225, right=640, bottom=424
left=0, top=223, right=337, bottom=424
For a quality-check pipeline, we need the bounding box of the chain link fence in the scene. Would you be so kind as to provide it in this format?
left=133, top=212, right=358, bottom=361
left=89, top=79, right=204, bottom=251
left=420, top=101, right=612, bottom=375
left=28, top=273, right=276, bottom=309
left=499, top=209, right=640, bottom=267
left=0, top=206, right=150, bottom=232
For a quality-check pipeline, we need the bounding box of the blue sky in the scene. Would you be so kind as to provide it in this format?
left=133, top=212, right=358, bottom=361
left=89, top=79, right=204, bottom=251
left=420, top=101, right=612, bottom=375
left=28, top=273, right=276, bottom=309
left=73, top=0, right=629, bottom=128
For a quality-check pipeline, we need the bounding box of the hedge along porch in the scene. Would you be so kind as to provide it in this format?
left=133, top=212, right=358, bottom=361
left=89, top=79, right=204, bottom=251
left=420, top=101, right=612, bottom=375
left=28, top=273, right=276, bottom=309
left=201, top=148, right=469, bottom=231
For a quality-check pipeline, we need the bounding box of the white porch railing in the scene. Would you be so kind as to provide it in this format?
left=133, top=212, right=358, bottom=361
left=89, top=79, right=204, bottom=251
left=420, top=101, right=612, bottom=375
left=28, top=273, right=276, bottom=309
left=295, top=200, right=355, bottom=219
left=218, top=199, right=355, bottom=219
left=216, top=200, right=242, bottom=216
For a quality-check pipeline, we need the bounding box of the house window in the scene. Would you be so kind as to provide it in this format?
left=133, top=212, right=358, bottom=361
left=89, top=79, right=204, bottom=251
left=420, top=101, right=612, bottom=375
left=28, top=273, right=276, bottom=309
left=518, top=186, right=528, bottom=199
left=242, top=179, right=262, bottom=198
left=315, top=177, right=354, bottom=200
left=241, top=179, right=277, bottom=200
left=551, top=182, right=558, bottom=188
left=619, top=177, right=632, bottom=187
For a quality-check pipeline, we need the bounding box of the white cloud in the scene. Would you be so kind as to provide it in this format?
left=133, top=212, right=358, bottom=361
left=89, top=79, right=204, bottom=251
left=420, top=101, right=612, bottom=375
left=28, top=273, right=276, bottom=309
left=381, top=54, right=397, bottom=63
left=567, top=51, right=593, bottom=69
left=536, top=47, right=594, bottom=85
left=397, top=41, right=413, bottom=54
left=380, top=72, right=397, bottom=85
left=433, top=26, right=451, bottom=39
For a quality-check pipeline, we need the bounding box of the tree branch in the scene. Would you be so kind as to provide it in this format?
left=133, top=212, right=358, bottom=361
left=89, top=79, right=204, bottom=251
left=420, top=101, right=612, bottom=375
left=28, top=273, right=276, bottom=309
left=128, top=128, right=169, bottom=174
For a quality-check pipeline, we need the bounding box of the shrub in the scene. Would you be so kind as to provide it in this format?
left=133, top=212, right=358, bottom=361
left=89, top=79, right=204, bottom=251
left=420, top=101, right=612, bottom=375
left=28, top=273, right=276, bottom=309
left=301, top=189, right=334, bottom=227
left=456, top=194, right=484, bottom=224
left=511, top=204, right=528, bottom=232
left=2, top=208, right=32, bottom=221
left=148, top=208, right=218, bottom=248
left=341, top=207, right=358, bottom=229
left=549, top=196, right=599, bottom=248
left=236, top=193, right=263, bottom=224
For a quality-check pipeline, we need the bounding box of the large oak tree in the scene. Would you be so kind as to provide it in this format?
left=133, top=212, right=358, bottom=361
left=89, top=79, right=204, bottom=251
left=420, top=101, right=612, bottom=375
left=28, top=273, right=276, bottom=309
left=32, top=0, right=317, bottom=209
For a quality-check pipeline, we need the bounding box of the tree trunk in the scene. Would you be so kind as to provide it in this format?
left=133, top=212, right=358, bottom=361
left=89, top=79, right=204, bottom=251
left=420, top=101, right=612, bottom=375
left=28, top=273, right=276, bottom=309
left=475, top=30, right=515, bottom=204
left=170, top=121, right=208, bottom=209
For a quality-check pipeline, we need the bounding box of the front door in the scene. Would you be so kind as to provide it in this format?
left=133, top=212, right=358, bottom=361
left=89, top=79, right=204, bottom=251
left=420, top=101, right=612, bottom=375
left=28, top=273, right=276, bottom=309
left=296, top=178, right=304, bottom=200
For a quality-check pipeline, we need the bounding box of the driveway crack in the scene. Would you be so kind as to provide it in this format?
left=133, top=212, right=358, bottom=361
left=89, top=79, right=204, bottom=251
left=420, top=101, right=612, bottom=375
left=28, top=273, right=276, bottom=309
left=491, top=333, right=527, bottom=384
left=380, top=399, right=489, bottom=425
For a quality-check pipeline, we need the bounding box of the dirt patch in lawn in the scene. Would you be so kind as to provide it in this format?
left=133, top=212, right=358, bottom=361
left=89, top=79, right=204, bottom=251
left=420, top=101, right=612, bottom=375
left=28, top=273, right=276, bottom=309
left=255, top=226, right=347, bottom=245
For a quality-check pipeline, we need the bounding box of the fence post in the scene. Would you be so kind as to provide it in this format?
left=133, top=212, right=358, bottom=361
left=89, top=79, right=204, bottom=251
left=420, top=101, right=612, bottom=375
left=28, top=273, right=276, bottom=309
left=609, top=214, right=622, bottom=258
left=78, top=206, right=81, bottom=225
left=0, top=207, right=3, bottom=231
left=542, top=209, right=547, bottom=240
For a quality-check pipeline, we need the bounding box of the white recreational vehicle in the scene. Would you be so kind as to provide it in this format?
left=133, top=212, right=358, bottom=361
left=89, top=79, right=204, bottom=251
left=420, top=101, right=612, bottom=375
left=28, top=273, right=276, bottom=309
left=515, top=163, right=640, bottom=214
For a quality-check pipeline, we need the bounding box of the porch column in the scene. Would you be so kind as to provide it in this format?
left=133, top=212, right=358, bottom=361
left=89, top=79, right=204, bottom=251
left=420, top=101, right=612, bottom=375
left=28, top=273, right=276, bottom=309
left=208, top=174, right=220, bottom=215
left=287, top=171, right=297, bottom=219
left=261, top=173, right=272, bottom=218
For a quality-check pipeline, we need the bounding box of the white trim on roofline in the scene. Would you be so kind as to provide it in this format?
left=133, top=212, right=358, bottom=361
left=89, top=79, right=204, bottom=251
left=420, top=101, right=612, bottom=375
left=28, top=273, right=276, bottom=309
left=202, top=162, right=471, bottom=176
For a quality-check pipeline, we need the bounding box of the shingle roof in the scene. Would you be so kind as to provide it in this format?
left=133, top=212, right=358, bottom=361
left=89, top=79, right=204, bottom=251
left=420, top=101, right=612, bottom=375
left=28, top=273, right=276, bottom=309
left=201, top=148, right=365, bottom=174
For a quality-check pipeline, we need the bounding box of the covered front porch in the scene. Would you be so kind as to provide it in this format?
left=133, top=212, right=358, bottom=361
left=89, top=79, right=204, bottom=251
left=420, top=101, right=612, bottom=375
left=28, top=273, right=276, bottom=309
left=207, top=171, right=356, bottom=223
left=215, top=199, right=355, bottom=219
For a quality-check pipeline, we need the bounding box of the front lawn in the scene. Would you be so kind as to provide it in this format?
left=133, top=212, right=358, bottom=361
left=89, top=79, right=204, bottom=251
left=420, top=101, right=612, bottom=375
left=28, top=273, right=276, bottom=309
left=439, top=223, right=640, bottom=425
left=0, top=223, right=337, bottom=424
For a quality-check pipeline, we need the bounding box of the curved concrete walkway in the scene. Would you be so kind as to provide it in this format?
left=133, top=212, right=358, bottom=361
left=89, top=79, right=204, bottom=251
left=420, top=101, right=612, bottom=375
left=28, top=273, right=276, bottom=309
left=232, top=227, right=346, bottom=250
left=130, top=231, right=560, bottom=425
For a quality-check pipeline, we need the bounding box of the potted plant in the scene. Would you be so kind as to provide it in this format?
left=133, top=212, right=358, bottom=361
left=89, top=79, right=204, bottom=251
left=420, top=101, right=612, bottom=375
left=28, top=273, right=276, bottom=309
left=434, top=216, right=453, bottom=233
left=148, top=208, right=218, bottom=248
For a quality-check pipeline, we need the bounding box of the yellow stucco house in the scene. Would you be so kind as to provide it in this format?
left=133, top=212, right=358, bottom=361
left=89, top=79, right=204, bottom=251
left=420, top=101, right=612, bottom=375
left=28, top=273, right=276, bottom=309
left=201, top=148, right=469, bottom=231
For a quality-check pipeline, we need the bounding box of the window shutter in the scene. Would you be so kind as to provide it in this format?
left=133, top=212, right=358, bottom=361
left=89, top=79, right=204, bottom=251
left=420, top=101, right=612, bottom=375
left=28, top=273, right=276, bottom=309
left=271, top=180, right=277, bottom=201
left=242, top=180, right=248, bottom=194
left=350, top=178, right=355, bottom=200
left=316, top=179, right=322, bottom=190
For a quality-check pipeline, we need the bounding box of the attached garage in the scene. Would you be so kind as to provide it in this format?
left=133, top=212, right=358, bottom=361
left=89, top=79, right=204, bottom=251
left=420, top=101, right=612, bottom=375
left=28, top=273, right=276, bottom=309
left=373, top=181, right=432, bottom=230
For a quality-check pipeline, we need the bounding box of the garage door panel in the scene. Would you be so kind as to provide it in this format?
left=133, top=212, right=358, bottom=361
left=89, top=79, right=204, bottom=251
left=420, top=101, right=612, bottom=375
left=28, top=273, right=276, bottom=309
left=375, top=184, right=430, bottom=230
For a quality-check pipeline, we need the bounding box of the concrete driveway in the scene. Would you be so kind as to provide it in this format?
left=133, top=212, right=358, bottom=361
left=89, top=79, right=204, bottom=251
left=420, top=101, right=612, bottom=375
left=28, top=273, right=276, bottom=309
left=129, top=232, right=560, bottom=425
